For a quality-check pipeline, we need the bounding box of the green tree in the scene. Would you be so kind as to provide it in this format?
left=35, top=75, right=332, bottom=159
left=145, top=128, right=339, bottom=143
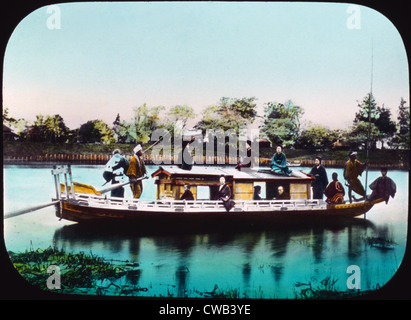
left=375, top=106, right=396, bottom=148
left=26, top=114, right=46, bottom=142
left=112, top=113, right=133, bottom=143
left=24, top=114, right=70, bottom=143
left=167, top=105, right=195, bottom=130
left=44, top=114, right=70, bottom=143
left=353, top=93, right=397, bottom=149
left=394, top=98, right=410, bottom=149
left=348, top=121, right=382, bottom=150
left=2, top=107, right=17, bottom=126
left=78, top=120, right=115, bottom=144
left=262, top=100, right=304, bottom=147
left=195, top=97, right=257, bottom=134
left=299, top=124, right=332, bottom=150
left=354, top=93, right=378, bottom=124
left=130, top=104, right=165, bottom=143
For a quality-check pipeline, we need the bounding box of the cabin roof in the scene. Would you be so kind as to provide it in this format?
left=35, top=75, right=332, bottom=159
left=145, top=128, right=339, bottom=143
left=151, top=166, right=313, bottom=182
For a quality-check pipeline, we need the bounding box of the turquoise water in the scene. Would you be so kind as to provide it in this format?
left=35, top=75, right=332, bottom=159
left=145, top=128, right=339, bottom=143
left=2, top=164, right=409, bottom=298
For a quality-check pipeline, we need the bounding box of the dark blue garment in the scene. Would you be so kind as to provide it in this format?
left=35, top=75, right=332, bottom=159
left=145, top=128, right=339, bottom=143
left=309, top=165, right=329, bottom=199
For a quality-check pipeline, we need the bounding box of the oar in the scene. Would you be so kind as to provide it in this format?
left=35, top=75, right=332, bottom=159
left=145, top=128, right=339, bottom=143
left=5, top=177, right=149, bottom=219
left=63, top=176, right=149, bottom=195
left=99, top=176, right=148, bottom=194
left=4, top=200, right=60, bottom=219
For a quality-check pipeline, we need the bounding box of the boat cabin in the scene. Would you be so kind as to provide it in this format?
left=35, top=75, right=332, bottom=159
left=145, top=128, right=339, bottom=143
left=151, top=166, right=314, bottom=201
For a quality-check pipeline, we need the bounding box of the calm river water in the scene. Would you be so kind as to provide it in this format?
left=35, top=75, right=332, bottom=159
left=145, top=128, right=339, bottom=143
left=2, top=164, right=409, bottom=298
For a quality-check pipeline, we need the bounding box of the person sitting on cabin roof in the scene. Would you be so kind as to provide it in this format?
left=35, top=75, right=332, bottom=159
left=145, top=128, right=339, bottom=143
left=324, top=172, right=345, bottom=204
left=126, top=144, right=147, bottom=199
left=235, top=140, right=252, bottom=170
left=177, top=136, right=195, bottom=170
left=215, top=175, right=235, bottom=212
left=271, top=145, right=292, bottom=176
left=103, top=149, right=129, bottom=198
left=180, top=185, right=195, bottom=201
left=343, top=151, right=367, bottom=203
left=368, top=168, right=397, bottom=204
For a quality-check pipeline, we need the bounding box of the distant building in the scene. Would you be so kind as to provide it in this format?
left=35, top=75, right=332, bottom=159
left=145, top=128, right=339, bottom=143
left=3, top=124, right=18, bottom=141
left=332, top=139, right=350, bottom=151
left=256, top=138, right=272, bottom=149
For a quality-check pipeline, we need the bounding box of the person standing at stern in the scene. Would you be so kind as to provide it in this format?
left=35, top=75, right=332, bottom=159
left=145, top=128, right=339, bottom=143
left=126, top=144, right=147, bottom=199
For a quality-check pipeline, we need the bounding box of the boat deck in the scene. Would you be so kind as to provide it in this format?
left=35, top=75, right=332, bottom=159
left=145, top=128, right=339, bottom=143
left=51, top=165, right=381, bottom=224
left=68, top=193, right=328, bottom=213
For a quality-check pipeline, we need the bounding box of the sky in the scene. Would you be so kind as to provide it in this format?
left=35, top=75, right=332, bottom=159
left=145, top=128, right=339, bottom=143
left=2, top=2, right=409, bottom=131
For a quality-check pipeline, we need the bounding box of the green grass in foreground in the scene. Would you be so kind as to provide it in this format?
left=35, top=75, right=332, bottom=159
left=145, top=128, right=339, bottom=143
left=8, top=247, right=374, bottom=298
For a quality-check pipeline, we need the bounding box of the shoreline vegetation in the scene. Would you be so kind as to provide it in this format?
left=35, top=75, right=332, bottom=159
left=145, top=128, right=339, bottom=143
left=8, top=247, right=374, bottom=298
left=3, top=141, right=410, bottom=170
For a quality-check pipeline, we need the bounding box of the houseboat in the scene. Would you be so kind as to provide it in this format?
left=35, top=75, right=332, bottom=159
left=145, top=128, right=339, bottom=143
left=51, top=165, right=384, bottom=227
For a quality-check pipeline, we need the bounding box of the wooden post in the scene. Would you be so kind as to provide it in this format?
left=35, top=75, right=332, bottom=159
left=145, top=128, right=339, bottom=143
left=67, top=164, right=76, bottom=199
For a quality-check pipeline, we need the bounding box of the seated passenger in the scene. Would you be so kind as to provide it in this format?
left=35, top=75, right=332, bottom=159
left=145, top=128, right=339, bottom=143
left=324, top=172, right=345, bottom=204
left=235, top=140, right=252, bottom=170
left=180, top=185, right=195, bottom=201
left=253, top=185, right=262, bottom=200
left=177, top=137, right=195, bottom=170
left=274, top=186, right=289, bottom=200
left=215, top=175, right=235, bottom=212
left=271, top=145, right=292, bottom=176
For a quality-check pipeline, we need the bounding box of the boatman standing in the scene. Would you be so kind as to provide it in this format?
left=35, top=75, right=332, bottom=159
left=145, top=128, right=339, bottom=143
left=343, top=151, right=367, bottom=203
left=103, top=149, right=129, bottom=198
left=126, top=144, right=147, bottom=199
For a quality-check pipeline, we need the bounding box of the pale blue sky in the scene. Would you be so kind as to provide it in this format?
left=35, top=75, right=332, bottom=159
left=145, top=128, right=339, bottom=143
left=3, top=2, right=409, bottom=130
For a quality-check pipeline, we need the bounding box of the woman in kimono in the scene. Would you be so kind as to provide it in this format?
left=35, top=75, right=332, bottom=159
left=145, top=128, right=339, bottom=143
left=215, top=175, right=235, bottom=212
left=235, top=140, right=252, bottom=170
left=271, top=145, right=292, bottom=176
left=309, top=156, right=329, bottom=200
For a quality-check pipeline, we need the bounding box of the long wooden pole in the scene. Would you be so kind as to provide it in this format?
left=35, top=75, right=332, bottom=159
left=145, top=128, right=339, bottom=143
left=365, top=42, right=373, bottom=199
left=4, top=200, right=59, bottom=219
left=99, top=176, right=149, bottom=194
left=5, top=176, right=148, bottom=219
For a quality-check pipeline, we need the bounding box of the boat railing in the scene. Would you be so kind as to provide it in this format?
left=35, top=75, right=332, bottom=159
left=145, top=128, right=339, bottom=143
left=64, top=193, right=327, bottom=212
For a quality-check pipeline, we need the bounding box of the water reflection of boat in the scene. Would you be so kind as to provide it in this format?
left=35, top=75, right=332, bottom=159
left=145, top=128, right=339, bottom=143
left=53, top=218, right=375, bottom=253
left=52, top=165, right=384, bottom=226
left=52, top=220, right=376, bottom=297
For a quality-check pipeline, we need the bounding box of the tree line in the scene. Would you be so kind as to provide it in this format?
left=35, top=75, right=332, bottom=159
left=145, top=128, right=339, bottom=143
left=3, top=93, right=410, bottom=151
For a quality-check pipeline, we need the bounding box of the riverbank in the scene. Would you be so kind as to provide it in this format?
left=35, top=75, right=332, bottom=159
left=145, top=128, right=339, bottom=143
left=3, top=141, right=410, bottom=169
